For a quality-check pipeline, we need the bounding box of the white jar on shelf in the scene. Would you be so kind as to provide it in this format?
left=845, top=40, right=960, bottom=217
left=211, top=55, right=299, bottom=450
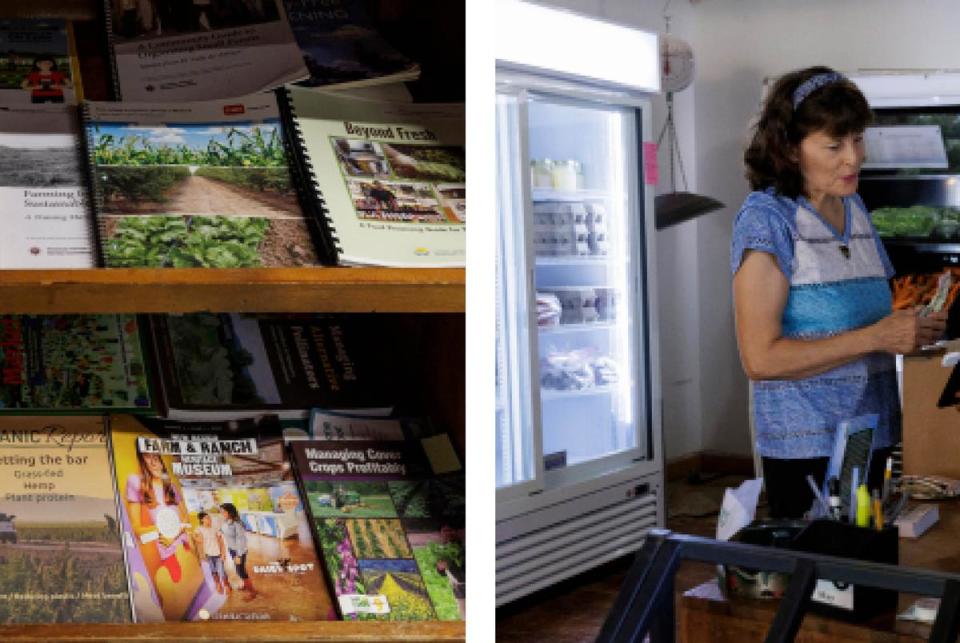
left=531, top=159, right=555, bottom=188
left=551, top=160, right=580, bottom=191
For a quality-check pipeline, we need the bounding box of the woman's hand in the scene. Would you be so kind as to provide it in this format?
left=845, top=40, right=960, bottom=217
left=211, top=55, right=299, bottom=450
left=870, top=308, right=948, bottom=354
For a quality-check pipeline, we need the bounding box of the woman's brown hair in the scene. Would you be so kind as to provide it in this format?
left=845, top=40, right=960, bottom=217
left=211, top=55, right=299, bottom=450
left=136, top=450, right=178, bottom=508
left=744, top=66, right=873, bottom=198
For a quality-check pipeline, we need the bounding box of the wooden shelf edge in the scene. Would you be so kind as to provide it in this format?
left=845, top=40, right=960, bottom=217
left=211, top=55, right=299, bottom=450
left=0, top=620, right=465, bottom=642
left=0, top=268, right=465, bottom=313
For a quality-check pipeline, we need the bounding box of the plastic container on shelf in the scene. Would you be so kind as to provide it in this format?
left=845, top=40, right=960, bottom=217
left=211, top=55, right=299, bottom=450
left=531, top=158, right=555, bottom=188
left=551, top=159, right=581, bottom=191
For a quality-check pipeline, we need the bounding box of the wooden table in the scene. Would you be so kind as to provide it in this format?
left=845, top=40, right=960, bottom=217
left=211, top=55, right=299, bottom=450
left=677, top=499, right=960, bottom=642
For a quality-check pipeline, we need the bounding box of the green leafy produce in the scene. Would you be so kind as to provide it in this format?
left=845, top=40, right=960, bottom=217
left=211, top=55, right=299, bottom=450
left=870, top=205, right=939, bottom=237
left=194, top=166, right=291, bottom=193
left=98, top=166, right=191, bottom=203
left=94, top=126, right=287, bottom=167
left=104, top=215, right=271, bottom=268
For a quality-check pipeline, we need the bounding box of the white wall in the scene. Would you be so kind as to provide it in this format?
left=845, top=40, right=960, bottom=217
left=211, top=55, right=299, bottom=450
left=535, top=0, right=704, bottom=462
left=691, top=0, right=960, bottom=456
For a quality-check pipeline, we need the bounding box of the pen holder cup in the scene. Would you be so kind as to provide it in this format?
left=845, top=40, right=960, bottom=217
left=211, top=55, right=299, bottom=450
left=719, top=519, right=898, bottom=622
left=787, top=519, right=899, bottom=621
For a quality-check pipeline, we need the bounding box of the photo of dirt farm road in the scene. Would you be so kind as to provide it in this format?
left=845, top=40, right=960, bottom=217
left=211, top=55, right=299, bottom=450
left=90, top=120, right=319, bottom=268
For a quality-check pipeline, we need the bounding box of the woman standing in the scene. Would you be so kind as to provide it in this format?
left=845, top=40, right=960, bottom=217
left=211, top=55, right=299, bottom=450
left=731, top=66, right=947, bottom=518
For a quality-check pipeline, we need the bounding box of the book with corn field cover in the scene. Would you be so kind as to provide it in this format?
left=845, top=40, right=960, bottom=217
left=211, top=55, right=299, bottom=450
left=279, top=86, right=464, bottom=266
left=102, top=0, right=307, bottom=102
left=107, top=413, right=336, bottom=622
left=0, top=416, right=130, bottom=623
left=146, top=313, right=394, bottom=421
left=81, top=95, right=334, bottom=267
left=0, top=314, right=153, bottom=414
left=290, top=435, right=464, bottom=621
left=0, top=105, right=95, bottom=268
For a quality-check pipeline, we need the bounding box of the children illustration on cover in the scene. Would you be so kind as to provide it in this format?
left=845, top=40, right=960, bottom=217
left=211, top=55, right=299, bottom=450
left=111, top=417, right=335, bottom=622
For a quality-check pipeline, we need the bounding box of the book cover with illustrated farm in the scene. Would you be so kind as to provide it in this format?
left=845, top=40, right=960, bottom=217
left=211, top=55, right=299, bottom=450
left=83, top=96, right=326, bottom=268
left=0, top=19, right=83, bottom=106
left=0, top=416, right=130, bottom=623
left=282, top=0, right=419, bottom=90
left=103, top=0, right=307, bottom=101
left=291, top=436, right=465, bottom=621
left=0, top=314, right=152, bottom=413
left=0, top=106, right=94, bottom=268
left=108, top=414, right=335, bottom=622
left=147, top=313, right=394, bottom=420
left=283, top=86, right=464, bottom=266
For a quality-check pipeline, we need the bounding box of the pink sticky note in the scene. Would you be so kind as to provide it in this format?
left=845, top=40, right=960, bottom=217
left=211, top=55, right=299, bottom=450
left=642, top=142, right=659, bottom=186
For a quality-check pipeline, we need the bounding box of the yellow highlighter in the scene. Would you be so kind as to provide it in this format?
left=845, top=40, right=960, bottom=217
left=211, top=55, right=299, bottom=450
left=856, top=484, right=871, bottom=527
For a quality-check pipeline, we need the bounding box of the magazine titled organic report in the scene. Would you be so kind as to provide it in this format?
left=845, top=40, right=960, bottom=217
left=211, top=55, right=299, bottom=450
left=0, top=416, right=130, bottom=623
left=0, top=106, right=94, bottom=268
left=104, top=0, right=307, bottom=101
left=108, top=414, right=335, bottom=622
left=83, top=96, right=324, bottom=268
left=283, top=86, right=465, bottom=266
left=0, top=19, right=83, bottom=106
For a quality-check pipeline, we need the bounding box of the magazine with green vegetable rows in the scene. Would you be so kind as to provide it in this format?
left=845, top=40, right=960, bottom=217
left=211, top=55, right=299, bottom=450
left=82, top=95, right=330, bottom=268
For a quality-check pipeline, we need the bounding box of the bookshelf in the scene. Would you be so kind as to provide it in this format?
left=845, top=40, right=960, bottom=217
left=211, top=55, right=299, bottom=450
left=0, top=1, right=467, bottom=640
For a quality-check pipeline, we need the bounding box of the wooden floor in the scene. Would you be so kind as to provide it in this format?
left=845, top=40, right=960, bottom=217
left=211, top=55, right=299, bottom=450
left=496, top=473, right=751, bottom=642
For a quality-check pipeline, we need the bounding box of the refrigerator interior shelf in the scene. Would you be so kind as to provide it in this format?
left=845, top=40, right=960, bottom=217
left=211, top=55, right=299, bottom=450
left=539, top=321, right=617, bottom=335
left=535, top=256, right=621, bottom=267
left=532, top=188, right=617, bottom=202
left=540, top=384, right=618, bottom=401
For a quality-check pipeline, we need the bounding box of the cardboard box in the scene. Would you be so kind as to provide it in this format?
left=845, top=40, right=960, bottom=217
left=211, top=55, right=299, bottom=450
left=902, top=340, right=960, bottom=478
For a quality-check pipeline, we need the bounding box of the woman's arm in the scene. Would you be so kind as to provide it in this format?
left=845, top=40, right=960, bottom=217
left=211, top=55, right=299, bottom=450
left=733, top=249, right=946, bottom=381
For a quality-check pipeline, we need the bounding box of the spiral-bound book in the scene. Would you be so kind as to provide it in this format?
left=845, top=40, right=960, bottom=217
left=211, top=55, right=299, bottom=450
left=81, top=95, right=331, bottom=268
left=101, top=0, right=307, bottom=101
left=280, top=86, right=465, bottom=266
left=0, top=105, right=95, bottom=268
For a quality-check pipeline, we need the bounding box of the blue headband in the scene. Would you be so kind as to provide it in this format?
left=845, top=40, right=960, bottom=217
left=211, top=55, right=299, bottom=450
left=792, top=72, right=845, bottom=109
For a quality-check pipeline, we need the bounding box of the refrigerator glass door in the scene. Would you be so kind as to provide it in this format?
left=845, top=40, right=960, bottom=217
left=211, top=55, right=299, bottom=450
left=526, top=92, right=647, bottom=473
left=496, top=89, right=540, bottom=491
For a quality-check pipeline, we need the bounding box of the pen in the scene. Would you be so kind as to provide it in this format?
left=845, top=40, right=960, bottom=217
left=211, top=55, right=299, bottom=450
left=806, top=474, right=830, bottom=518
left=873, top=489, right=883, bottom=531
left=856, top=483, right=871, bottom=528
left=849, top=467, right=860, bottom=525
left=827, top=477, right=842, bottom=520
left=882, top=457, right=893, bottom=504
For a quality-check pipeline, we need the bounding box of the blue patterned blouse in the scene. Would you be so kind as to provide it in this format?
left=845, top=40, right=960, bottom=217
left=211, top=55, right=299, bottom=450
left=730, top=189, right=900, bottom=459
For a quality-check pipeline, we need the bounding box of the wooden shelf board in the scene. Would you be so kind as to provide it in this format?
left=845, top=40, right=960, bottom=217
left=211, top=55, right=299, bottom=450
left=0, top=620, right=464, bottom=641
left=0, top=268, right=465, bottom=314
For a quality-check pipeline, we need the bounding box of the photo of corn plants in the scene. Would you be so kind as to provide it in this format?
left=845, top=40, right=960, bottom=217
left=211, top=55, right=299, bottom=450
left=90, top=119, right=318, bottom=267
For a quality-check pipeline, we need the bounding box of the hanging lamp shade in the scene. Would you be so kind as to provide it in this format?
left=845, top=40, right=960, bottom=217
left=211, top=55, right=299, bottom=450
left=654, top=191, right=725, bottom=230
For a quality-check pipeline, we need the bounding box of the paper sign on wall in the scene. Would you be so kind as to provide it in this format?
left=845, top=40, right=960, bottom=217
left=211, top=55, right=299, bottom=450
left=643, top=142, right=659, bottom=185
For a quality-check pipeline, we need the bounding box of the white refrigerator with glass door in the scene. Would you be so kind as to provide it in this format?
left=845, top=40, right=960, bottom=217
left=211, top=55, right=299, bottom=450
left=495, top=21, right=665, bottom=604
